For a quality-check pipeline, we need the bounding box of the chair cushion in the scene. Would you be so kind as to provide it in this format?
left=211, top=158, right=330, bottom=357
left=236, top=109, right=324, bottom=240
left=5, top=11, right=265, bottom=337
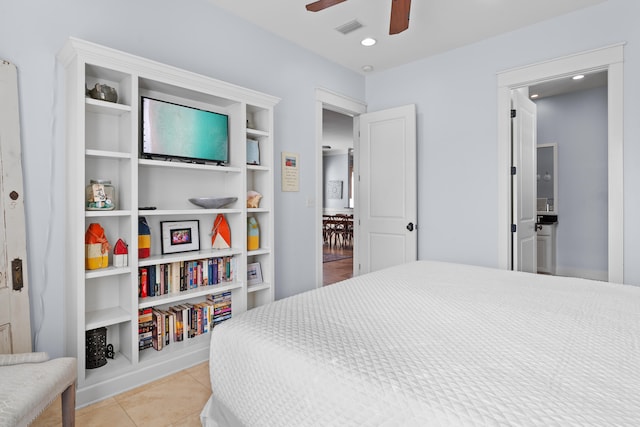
left=0, top=357, right=76, bottom=427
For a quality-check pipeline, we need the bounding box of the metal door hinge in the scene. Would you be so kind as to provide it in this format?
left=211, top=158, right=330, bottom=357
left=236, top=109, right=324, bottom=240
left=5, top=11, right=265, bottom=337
left=511, top=224, right=517, bottom=233
left=511, top=109, right=516, bottom=118
left=511, top=166, right=516, bottom=175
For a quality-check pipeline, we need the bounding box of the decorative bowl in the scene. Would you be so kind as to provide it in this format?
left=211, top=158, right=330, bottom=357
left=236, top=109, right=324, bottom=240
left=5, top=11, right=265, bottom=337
left=188, top=197, right=237, bottom=209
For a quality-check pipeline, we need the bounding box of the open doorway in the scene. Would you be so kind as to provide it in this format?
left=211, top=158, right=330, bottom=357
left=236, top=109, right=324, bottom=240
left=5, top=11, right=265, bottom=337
left=314, top=89, right=366, bottom=289
left=529, top=71, right=608, bottom=281
left=498, top=44, right=623, bottom=283
left=322, top=109, right=355, bottom=286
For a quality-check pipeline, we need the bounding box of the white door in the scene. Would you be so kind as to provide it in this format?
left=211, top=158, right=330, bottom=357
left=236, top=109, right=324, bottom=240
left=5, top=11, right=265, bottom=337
left=0, top=60, right=32, bottom=353
left=512, top=89, right=537, bottom=273
left=357, top=104, right=417, bottom=274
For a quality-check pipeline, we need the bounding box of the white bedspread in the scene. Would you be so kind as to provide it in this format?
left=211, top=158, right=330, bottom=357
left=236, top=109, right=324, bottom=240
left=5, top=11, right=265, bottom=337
left=201, top=261, right=640, bottom=426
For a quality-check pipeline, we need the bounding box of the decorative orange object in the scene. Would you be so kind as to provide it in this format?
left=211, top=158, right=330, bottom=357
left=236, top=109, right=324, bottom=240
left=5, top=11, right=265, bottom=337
left=211, top=214, right=231, bottom=249
left=85, top=223, right=110, bottom=270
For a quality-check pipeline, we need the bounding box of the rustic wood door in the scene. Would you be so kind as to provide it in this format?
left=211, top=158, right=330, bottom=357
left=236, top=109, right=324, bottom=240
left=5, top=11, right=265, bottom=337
left=0, top=60, right=32, bottom=353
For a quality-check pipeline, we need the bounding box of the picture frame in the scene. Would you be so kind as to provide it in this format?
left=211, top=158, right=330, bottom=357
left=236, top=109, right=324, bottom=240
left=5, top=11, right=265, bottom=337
left=327, top=180, right=343, bottom=199
left=160, top=220, right=200, bottom=254
left=247, top=262, right=263, bottom=286
left=247, top=139, right=260, bottom=165
left=281, top=151, right=299, bottom=192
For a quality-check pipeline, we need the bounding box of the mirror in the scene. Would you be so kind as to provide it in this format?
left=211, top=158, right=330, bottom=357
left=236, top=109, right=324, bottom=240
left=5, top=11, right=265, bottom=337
left=537, top=143, right=558, bottom=214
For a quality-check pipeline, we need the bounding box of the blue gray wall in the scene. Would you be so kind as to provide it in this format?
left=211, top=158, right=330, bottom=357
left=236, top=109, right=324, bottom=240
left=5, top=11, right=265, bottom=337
left=1, top=0, right=364, bottom=357
left=4, top=0, right=640, bottom=359
left=536, top=87, right=608, bottom=280
left=365, top=0, right=640, bottom=282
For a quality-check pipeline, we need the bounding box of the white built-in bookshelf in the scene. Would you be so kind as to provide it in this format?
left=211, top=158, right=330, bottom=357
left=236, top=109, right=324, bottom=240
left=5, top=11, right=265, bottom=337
left=59, top=38, right=278, bottom=406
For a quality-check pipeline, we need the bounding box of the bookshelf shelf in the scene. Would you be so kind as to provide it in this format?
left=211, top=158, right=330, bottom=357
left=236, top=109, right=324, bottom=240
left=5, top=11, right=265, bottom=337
left=137, top=332, right=210, bottom=365
left=137, top=248, right=243, bottom=267
left=137, top=208, right=243, bottom=217
left=85, top=97, right=131, bottom=115
left=248, top=282, right=271, bottom=293
left=61, top=37, right=278, bottom=406
left=248, top=248, right=271, bottom=257
left=85, top=307, right=130, bottom=330
left=86, top=149, right=132, bottom=159
left=138, top=158, right=242, bottom=173
left=85, top=210, right=132, bottom=218
left=85, top=266, right=131, bottom=279
left=137, top=282, right=242, bottom=309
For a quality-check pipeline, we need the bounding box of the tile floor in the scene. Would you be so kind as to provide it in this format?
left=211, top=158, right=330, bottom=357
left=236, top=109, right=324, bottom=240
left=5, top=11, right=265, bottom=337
left=32, top=361, right=210, bottom=427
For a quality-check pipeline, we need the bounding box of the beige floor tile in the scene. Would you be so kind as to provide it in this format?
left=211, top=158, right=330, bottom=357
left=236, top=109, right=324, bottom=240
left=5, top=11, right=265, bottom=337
left=116, top=371, right=211, bottom=427
left=31, top=396, right=62, bottom=427
left=75, top=400, right=136, bottom=427
left=76, top=397, right=119, bottom=417
left=185, top=361, right=211, bottom=391
left=169, top=411, right=203, bottom=427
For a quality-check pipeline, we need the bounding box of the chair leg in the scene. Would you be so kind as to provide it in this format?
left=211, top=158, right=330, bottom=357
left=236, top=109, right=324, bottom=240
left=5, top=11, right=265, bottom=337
left=61, top=382, right=76, bottom=427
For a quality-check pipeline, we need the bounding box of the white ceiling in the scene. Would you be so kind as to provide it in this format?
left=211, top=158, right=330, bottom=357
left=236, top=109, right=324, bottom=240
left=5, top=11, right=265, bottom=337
left=206, top=0, right=607, bottom=74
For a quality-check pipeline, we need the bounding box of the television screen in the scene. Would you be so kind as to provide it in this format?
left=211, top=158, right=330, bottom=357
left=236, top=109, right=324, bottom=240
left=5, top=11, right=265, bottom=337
left=141, top=97, right=229, bottom=164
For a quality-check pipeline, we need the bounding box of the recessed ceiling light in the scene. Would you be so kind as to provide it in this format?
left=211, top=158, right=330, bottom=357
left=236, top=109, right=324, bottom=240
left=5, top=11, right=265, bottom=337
left=530, top=94, right=539, bottom=99
left=572, top=74, right=585, bottom=80
left=361, top=37, right=376, bottom=47
left=362, top=65, right=374, bottom=72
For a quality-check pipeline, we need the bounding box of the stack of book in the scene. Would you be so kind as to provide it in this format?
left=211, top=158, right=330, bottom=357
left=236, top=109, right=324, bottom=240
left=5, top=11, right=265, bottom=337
left=139, top=291, right=232, bottom=352
left=138, top=308, right=154, bottom=351
left=210, top=291, right=232, bottom=326
left=138, top=256, right=236, bottom=299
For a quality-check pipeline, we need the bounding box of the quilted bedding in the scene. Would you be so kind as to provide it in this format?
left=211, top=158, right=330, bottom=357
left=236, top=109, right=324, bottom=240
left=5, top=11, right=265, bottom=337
left=201, top=260, right=640, bottom=426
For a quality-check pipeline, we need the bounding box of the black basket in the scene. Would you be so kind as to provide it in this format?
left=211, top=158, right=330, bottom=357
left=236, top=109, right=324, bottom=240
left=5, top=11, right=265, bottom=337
left=86, top=327, right=108, bottom=369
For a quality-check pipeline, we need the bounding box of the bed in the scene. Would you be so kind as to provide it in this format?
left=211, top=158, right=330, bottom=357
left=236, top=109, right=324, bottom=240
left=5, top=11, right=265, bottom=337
left=200, top=260, right=640, bottom=426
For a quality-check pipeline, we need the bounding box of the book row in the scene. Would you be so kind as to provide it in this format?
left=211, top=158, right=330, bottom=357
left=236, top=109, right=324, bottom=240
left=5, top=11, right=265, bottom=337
left=138, top=256, right=237, bottom=298
left=138, top=291, right=232, bottom=351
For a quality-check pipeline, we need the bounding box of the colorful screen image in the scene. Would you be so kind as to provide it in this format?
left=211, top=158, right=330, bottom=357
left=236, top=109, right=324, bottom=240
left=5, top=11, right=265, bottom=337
left=170, top=227, right=192, bottom=246
left=142, top=97, right=229, bottom=164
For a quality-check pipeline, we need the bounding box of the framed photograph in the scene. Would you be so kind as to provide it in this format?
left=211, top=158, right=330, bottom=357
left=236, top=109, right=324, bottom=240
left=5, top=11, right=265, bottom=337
left=160, top=220, right=200, bottom=254
left=247, top=262, right=263, bottom=286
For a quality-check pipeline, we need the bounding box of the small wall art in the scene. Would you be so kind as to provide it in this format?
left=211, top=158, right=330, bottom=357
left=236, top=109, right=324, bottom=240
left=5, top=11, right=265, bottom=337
left=327, top=180, right=343, bottom=199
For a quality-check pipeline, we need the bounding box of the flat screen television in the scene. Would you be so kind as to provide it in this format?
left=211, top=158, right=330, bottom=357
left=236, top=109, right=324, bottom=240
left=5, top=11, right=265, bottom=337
left=141, top=96, right=229, bottom=165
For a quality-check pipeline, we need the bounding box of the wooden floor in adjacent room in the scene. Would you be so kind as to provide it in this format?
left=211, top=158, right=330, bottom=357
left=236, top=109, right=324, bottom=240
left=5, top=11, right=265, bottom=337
left=32, top=362, right=209, bottom=427
left=323, top=244, right=353, bottom=286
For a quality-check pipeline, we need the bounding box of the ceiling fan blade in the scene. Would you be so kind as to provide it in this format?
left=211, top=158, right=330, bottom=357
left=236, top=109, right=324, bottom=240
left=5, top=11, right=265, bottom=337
left=306, top=0, right=347, bottom=12
left=389, top=0, right=411, bottom=34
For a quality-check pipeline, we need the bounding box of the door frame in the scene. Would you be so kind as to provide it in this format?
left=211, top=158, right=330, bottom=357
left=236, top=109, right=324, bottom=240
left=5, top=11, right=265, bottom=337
left=314, top=88, right=366, bottom=288
left=497, top=43, right=624, bottom=283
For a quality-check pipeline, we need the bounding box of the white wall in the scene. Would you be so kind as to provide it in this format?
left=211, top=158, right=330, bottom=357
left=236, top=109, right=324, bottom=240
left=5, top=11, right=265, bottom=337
left=0, top=0, right=364, bottom=357
left=536, top=86, right=608, bottom=280
left=365, top=0, right=640, bottom=282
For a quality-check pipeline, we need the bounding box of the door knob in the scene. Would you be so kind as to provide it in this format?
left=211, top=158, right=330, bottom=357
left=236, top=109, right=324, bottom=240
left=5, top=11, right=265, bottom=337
left=406, top=222, right=414, bottom=232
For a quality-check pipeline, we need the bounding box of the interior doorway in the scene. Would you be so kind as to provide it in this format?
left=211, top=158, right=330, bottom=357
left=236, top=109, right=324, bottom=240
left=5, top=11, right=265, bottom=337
left=498, top=44, right=624, bottom=283
left=314, top=89, right=366, bottom=288
left=528, top=71, right=609, bottom=281
left=322, top=109, right=355, bottom=286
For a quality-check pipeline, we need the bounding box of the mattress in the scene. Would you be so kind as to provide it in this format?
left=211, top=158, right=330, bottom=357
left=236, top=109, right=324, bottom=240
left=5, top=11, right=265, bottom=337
left=201, top=260, right=640, bottom=426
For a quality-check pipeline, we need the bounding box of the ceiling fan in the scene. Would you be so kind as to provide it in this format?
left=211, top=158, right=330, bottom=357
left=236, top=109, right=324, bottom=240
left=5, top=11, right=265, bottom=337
left=305, top=0, right=411, bottom=35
